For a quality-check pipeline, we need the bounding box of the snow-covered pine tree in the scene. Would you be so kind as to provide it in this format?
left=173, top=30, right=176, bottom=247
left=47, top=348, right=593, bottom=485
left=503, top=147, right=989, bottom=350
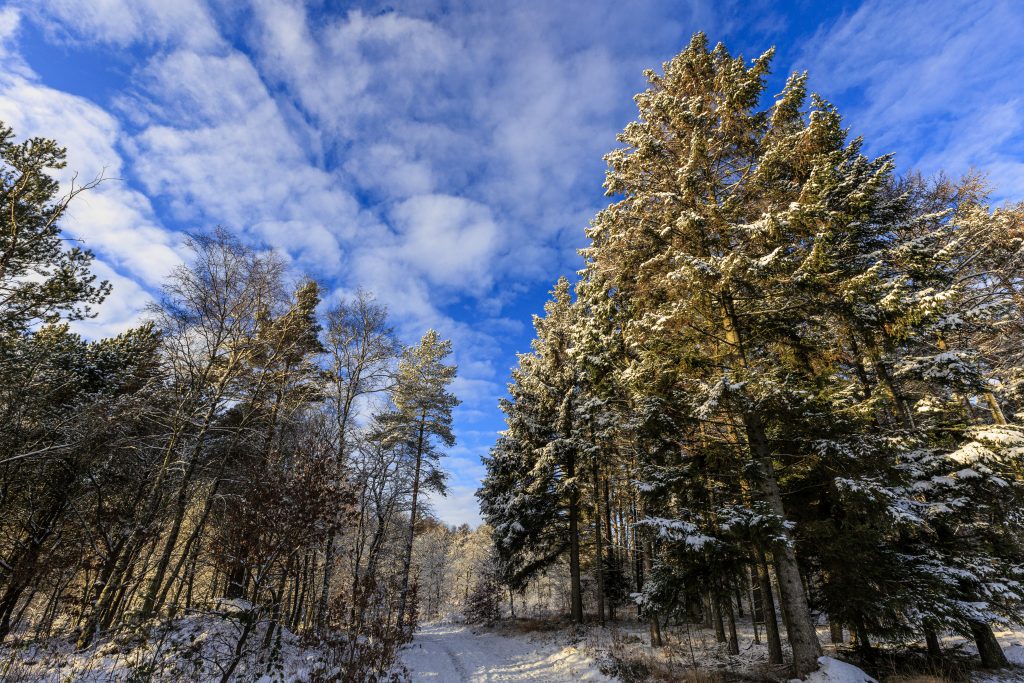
left=582, top=34, right=848, bottom=674
left=479, top=278, right=587, bottom=623
left=479, top=34, right=1024, bottom=675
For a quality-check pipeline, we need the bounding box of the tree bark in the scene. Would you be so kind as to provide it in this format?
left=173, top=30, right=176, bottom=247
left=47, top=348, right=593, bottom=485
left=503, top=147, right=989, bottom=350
left=567, top=449, right=584, bottom=625
left=985, top=392, right=1008, bottom=425
left=924, top=625, right=941, bottom=660
left=970, top=619, right=1009, bottom=668
left=712, top=595, right=727, bottom=643
left=643, top=536, right=662, bottom=647
left=743, top=411, right=821, bottom=677
left=396, top=413, right=426, bottom=632
left=591, top=458, right=605, bottom=626
left=755, top=546, right=784, bottom=666
left=830, top=619, right=844, bottom=645
left=603, top=475, right=617, bottom=621
left=725, top=596, right=740, bottom=655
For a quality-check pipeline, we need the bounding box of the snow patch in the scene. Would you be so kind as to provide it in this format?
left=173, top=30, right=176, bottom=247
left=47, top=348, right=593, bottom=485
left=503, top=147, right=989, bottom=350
left=1004, top=644, right=1024, bottom=666
left=797, top=657, right=878, bottom=683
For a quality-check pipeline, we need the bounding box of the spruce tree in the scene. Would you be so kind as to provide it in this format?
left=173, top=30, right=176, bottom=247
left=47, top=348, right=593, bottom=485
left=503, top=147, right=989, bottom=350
left=480, top=279, right=588, bottom=623
left=582, top=35, right=830, bottom=673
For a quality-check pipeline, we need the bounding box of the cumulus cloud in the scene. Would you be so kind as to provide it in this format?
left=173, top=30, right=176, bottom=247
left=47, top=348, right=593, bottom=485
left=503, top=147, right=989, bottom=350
left=390, top=195, right=501, bottom=288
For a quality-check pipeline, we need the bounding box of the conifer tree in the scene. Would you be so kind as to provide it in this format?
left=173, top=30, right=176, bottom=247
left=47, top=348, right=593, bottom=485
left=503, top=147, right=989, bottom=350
left=0, top=122, right=109, bottom=335
left=480, top=279, right=588, bottom=623
left=391, top=330, right=459, bottom=632
left=582, top=34, right=831, bottom=673
left=478, top=34, right=1024, bottom=675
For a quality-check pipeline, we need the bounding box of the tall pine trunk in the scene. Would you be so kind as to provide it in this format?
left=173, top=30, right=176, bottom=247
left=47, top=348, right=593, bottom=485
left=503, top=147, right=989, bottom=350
left=970, top=619, right=1009, bottom=668
left=396, top=414, right=426, bottom=632
left=591, top=458, right=605, bottom=625
left=643, top=536, right=662, bottom=647
left=603, top=475, right=617, bottom=621
left=720, top=293, right=820, bottom=675
left=566, top=447, right=584, bottom=624
left=743, top=411, right=821, bottom=676
left=755, top=546, right=785, bottom=666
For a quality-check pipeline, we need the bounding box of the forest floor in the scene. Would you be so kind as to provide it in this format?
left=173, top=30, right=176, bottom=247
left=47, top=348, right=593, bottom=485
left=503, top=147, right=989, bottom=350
left=399, top=622, right=615, bottom=682
left=401, top=618, right=1024, bottom=683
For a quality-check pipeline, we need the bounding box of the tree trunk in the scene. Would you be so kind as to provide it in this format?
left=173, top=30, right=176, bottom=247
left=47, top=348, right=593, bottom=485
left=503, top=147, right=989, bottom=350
left=567, top=450, right=584, bottom=625
left=316, top=528, right=336, bottom=631
left=970, top=619, right=1009, bottom=668
left=0, top=477, right=71, bottom=641
left=985, top=392, right=1008, bottom=425
left=830, top=619, right=844, bottom=645
left=712, top=595, right=727, bottom=643
left=869, top=344, right=915, bottom=430
left=725, top=596, right=739, bottom=655
left=138, top=374, right=236, bottom=621
left=396, top=415, right=426, bottom=632
left=743, top=411, right=821, bottom=677
left=749, top=566, right=761, bottom=644
left=755, top=546, right=784, bottom=666
left=603, top=475, right=617, bottom=621
left=924, top=625, right=941, bottom=660
left=631, top=498, right=643, bottom=619
left=719, top=293, right=819, bottom=675
left=591, top=458, right=605, bottom=626
left=643, top=537, right=662, bottom=647
left=156, top=477, right=222, bottom=615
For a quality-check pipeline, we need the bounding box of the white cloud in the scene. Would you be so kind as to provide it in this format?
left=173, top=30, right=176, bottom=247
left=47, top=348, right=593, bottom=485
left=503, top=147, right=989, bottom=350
left=120, top=48, right=363, bottom=280
left=800, top=0, right=1024, bottom=199
left=344, top=143, right=436, bottom=198
left=0, top=8, right=182, bottom=336
left=71, top=259, right=155, bottom=338
left=30, top=0, right=222, bottom=50
left=390, top=195, right=501, bottom=289
left=425, top=484, right=482, bottom=527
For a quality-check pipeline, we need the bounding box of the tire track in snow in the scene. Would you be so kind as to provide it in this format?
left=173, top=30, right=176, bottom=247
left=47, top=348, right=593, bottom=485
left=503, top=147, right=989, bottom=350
left=443, top=640, right=471, bottom=681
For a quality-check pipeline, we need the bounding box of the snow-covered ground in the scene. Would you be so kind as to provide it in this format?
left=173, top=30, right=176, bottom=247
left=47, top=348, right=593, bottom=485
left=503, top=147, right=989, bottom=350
left=400, top=623, right=615, bottom=682
left=3, top=615, right=1021, bottom=682
left=401, top=618, right=1024, bottom=683
left=0, top=602, right=335, bottom=682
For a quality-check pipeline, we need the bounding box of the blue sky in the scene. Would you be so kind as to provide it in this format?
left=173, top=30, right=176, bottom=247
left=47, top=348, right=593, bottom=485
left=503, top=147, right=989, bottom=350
left=1, top=0, right=1022, bottom=525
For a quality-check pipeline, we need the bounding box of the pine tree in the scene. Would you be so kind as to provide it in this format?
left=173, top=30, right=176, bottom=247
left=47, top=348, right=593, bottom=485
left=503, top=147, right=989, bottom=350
left=479, top=279, right=589, bottom=623
left=582, top=35, right=832, bottom=674
left=391, top=330, right=459, bottom=633
left=478, top=33, right=1024, bottom=675
left=0, top=122, right=109, bottom=335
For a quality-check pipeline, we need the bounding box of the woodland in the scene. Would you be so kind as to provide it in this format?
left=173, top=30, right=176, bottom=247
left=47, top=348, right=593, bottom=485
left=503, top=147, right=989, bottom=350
left=478, top=34, right=1024, bottom=682
left=1, top=32, right=1023, bottom=683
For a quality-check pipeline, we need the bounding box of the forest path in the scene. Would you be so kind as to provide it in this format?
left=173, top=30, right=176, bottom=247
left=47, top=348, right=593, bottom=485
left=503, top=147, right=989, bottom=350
left=400, top=623, right=615, bottom=682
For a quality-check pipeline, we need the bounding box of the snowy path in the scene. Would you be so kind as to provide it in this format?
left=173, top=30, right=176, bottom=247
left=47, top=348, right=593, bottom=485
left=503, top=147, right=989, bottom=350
left=399, top=624, right=615, bottom=682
